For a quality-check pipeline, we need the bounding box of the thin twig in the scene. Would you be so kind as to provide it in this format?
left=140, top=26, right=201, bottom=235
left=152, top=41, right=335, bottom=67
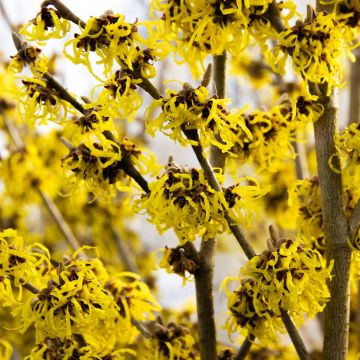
left=37, top=189, right=82, bottom=251
left=111, top=228, right=139, bottom=273
left=183, top=128, right=256, bottom=259
left=348, top=49, right=360, bottom=125
left=0, top=0, right=13, bottom=30
left=280, top=309, right=310, bottom=360
left=12, top=32, right=87, bottom=115
left=293, top=140, right=309, bottom=180
left=43, top=72, right=87, bottom=114
left=235, top=334, right=255, bottom=360
left=1, top=110, right=82, bottom=252
left=43, top=0, right=86, bottom=28
left=210, top=53, right=227, bottom=170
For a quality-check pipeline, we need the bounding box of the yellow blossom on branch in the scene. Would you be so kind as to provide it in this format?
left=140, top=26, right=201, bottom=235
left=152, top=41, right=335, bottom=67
left=270, top=13, right=353, bottom=95
left=20, top=5, right=71, bottom=43
left=135, top=162, right=266, bottom=243
left=64, top=12, right=169, bottom=79
left=146, top=84, right=252, bottom=153
left=17, top=77, right=72, bottom=125
left=8, top=46, right=48, bottom=75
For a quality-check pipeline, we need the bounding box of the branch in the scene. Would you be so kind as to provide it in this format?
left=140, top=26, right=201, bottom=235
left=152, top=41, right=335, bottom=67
left=235, top=334, right=255, bottom=360
left=0, top=0, right=13, bottom=30
left=43, top=72, right=87, bottom=114
left=280, top=309, right=310, bottom=360
left=193, top=54, right=228, bottom=360
left=184, top=111, right=310, bottom=360
left=111, top=227, right=139, bottom=273
left=183, top=128, right=256, bottom=259
left=313, top=79, right=351, bottom=360
left=12, top=32, right=87, bottom=116
left=348, top=49, right=360, bottom=125
left=210, top=53, right=227, bottom=169
left=1, top=110, right=82, bottom=252
left=43, top=0, right=86, bottom=28
left=17, top=277, right=40, bottom=294
left=37, top=189, right=82, bottom=251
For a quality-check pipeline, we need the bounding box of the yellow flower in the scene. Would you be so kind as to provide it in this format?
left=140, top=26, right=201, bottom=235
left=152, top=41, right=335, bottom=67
left=64, top=12, right=167, bottom=79
left=259, top=161, right=298, bottom=230
left=25, top=337, right=136, bottom=360
left=135, top=162, right=266, bottom=243
left=17, top=257, right=119, bottom=350
left=62, top=134, right=157, bottom=198
left=8, top=46, right=48, bottom=75
left=0, top=339, right=12, bottom=360
left=0, top=229, right=50, bottom=298
left=20, top=5, right=71, bottom=43
left=150, top=0, right=278, bottom=77
left=224, top=237, right=332, bottom=342
left=95, top=69, right=143, bottom=120
left=244, top=238, right=333, bottom=318
left=17, top=77, right=72, bottom=125
left=146, top=84, right=251, bottom=153
left=223, top=277, right=282, bottom=343
left=104, top=272, right=161, bottom=322
left=289, top=177, right=325, bottom=253
left=270, top=13, right=350, bottom=95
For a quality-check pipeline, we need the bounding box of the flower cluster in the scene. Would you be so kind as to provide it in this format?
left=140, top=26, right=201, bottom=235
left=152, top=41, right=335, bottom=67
left=260, top=161, right=298, bottom=230
left=289, top=177, right=324, bottom=253
left=146, top=84, right=252, bottom=153
left=270, top=13, right=352, bottom=95
left=95, top=68, right=143, bottom=120
left=64, top=11, right=168, bottom=78
left=225, top=237, right=332, bottom=341
left=18, top=77, right=72, bottom=125
left=13, top=247, right=160, bottom=356
left=8, top=45, right=48, bottom=75
left=135, top=160, right=266, bottom=243
left=61, top=134, right=150, bottom=197
left=228, top=98, right=320, bottom=170
left=0, top=229, right=50, bottom=307
left=150, top=0, right=295, bottom=76
left=20, top=4, right=71, bottom=43
left=25, top=337, right=136, bottom=360
left=225, top=277, right=282, bottom=342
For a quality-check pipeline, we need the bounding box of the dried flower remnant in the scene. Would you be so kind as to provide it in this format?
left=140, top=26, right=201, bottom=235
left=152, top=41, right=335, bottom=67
left=159, top=246, right=198, bottom=282
left=147, top=319, right=199, bottom=360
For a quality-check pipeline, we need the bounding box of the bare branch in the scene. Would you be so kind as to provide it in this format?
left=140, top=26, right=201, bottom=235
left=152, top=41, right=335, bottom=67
left=235, top=334, right=255, bottom=360
left=280, top=309, right=310, bottom=360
